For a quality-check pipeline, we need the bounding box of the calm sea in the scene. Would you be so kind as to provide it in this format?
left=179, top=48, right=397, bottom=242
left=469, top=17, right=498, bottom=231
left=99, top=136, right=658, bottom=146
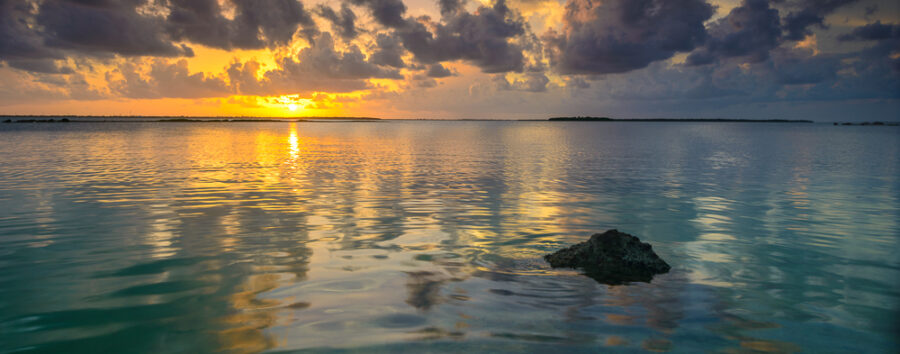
left=0, top=121, right=897, bottom=353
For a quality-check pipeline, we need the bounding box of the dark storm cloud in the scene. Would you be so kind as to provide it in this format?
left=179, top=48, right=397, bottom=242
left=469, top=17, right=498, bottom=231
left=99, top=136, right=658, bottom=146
left=782, top=0, right=858, bottom=41
left=368, top=33, right=405, bottom=68
left=289, top=33, right=402, bottom=80
left=343, top=0, right=529, bottom=73
left=5, top=59, right=74, bottom=74
left=392, top=0, right=528, bottom=73
left=426, top=63, right=453, bottom=78
left=766, top=47, right=840, bottom=85
left=584, top=43, right=896, bottom=108
left=318, top=3, right=359, bottom=40
left=686, top=0, right=782, bottom=66
left=232, top=0, right=317, bottom=45
left=839, top=21, right=900, bottom=73
left=165, top=0, right=317, bottom=50
left=438, top=0, right=465, bottom=15
left=37, top=0, right=188, bottom=57
left=163, top=0, right=233, bottom=49
left=1, top=0, right=319, bottom=72
left=839, top=21, right=900, bottom=41
left=349, top=0, right=408, bottom=28
left=544, top=0, right=714, bottom=75
left=0, top=0, right=59, bottom=61
left=767, top=47, right=899, bottom=100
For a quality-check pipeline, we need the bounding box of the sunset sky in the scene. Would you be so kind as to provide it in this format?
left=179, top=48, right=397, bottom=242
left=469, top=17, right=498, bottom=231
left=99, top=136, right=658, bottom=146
left=1, top=0, right=898, bottom=120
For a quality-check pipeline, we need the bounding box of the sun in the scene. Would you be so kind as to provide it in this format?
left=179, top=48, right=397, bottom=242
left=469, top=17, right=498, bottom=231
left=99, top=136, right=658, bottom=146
left=288, top=103, right=298, bottom=112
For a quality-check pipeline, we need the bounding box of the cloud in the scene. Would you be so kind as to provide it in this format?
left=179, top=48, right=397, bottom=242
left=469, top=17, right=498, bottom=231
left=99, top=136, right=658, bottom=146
left=290, top=32, right=401, bottom=80
left=426, top=63, right=453, bottom=78
left=165, top=0, right=317, bottom=50
left=494, top=72, right=549, bottom=92
left=686, top=0, right=782, bottom=66
left=1, top=0, right=316, bottom=72
left=2, top=0, right=533, bottom=76
left=766, top=47, right=840, bottom=85
left=346, top=0, right=530, bottom=73
left=438, top=0, right=465, bottom=15
left=782, top=0, right=858, bottom=41
left=110, top=59, right=228, bottom=98
left=368, top=33, right=405, bottom=68
left=0, top=0, right=60, bottom=61
left=838, top=21, right=900, bottom=74
left=395, top=0, right=529, bottom=73
left=349, top=0, right=408, bottom=28
left=37, top=0, right=189, bottom=57
left=544, top=0, right=714, bottom=75
left=236, top=32, right=403, bottom=96
left=411, top=73, right=438, bottom=88
left=839, top=21, right=900, bottom=41
left=231, top=0, right=317, bottom=45
left=4, top=59, right=74, bottom=74
left=318, top=3, right=359, bottom=40
left=105, top=29, right=408, bottom=99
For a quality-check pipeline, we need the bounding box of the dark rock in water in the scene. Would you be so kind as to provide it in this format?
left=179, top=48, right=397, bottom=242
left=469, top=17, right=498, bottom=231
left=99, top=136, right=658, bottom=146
left=544, top=229, right=670, bottom=284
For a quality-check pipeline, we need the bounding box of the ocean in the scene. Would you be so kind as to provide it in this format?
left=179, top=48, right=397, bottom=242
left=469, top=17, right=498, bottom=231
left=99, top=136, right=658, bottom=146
left=0, top=120, right=897, bottom=352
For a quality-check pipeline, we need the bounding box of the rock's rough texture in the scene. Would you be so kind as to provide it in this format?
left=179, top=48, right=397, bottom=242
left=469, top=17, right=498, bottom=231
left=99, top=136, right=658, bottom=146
left=544, top=229, right=670, bottom=284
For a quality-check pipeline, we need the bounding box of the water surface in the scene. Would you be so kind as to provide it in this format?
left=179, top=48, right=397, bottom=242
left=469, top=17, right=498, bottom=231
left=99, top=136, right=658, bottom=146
left=0, top=121, right=897, bottom=353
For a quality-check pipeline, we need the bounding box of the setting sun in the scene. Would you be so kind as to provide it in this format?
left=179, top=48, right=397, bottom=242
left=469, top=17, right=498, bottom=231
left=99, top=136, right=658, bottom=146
left=288, top=103, right=298, bottom=112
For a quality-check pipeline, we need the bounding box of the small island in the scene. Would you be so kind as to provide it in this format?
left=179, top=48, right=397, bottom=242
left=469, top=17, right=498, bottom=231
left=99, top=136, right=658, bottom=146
left=833, top=121, right=899, bottom=126
left=549, top=116, right=813, bottom=123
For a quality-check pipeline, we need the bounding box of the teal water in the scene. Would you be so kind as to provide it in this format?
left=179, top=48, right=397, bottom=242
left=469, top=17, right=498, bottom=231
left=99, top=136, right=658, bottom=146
left=0, top=121, right=897, bottom=353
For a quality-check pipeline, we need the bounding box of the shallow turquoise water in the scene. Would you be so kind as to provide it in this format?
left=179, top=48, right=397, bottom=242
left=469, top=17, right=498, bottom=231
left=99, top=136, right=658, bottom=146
left=0, top=121, right=897, bottom=353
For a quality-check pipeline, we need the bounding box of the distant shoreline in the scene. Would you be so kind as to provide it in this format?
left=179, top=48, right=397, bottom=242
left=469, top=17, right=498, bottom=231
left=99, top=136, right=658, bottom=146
left=548, top=117, right=814, bottom=123
left=0, top=114, right=381, bottom=122
left=2, top=115, right=897, bottom=125
left=1, top=116, right=380, bottom=123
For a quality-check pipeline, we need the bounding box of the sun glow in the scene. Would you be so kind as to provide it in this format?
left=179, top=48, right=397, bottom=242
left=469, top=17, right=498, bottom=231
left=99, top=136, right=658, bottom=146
left=288, top=103, right=298, bottom=112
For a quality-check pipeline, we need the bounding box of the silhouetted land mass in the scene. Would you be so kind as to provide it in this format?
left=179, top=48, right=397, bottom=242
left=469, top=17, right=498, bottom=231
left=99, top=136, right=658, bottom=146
left=833, top=121, right=898, bottom=126
left=157, top=118, right=299, bottom=122
left=6, top=116, right=897, bottom=124
left=549, top=116, right=814, bottom=123
left=4, top=118, right=70, bottom=123
left=2, top=116, right=380, bottom=123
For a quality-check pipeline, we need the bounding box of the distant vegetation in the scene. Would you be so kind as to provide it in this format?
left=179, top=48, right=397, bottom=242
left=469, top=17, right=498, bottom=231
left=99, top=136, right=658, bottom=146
left=2, top=116, right=381, bottom=123
left=157, top=118, right=297, bottom=122
left=548, top=116, right=613, bottom=121
left=549, top=116, right=814, bottom=123
left=833, top=121, right=898, bottom=126
left=7, top=116, right=896, bottom=125
left=3, top=118, right=70, bottom=123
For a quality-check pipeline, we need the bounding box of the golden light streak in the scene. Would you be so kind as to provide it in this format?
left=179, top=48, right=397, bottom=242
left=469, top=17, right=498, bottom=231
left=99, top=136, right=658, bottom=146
left=795, top=34, right=819, bottom=55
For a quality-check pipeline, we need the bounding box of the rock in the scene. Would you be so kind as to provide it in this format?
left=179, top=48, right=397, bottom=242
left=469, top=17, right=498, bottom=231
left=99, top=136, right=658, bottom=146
left=544, top=229, right=670, bottom=284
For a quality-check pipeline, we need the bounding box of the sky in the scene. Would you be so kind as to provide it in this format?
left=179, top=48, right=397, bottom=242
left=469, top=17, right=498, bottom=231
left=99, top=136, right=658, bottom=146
left=0, top=0, right=898, bottom=121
